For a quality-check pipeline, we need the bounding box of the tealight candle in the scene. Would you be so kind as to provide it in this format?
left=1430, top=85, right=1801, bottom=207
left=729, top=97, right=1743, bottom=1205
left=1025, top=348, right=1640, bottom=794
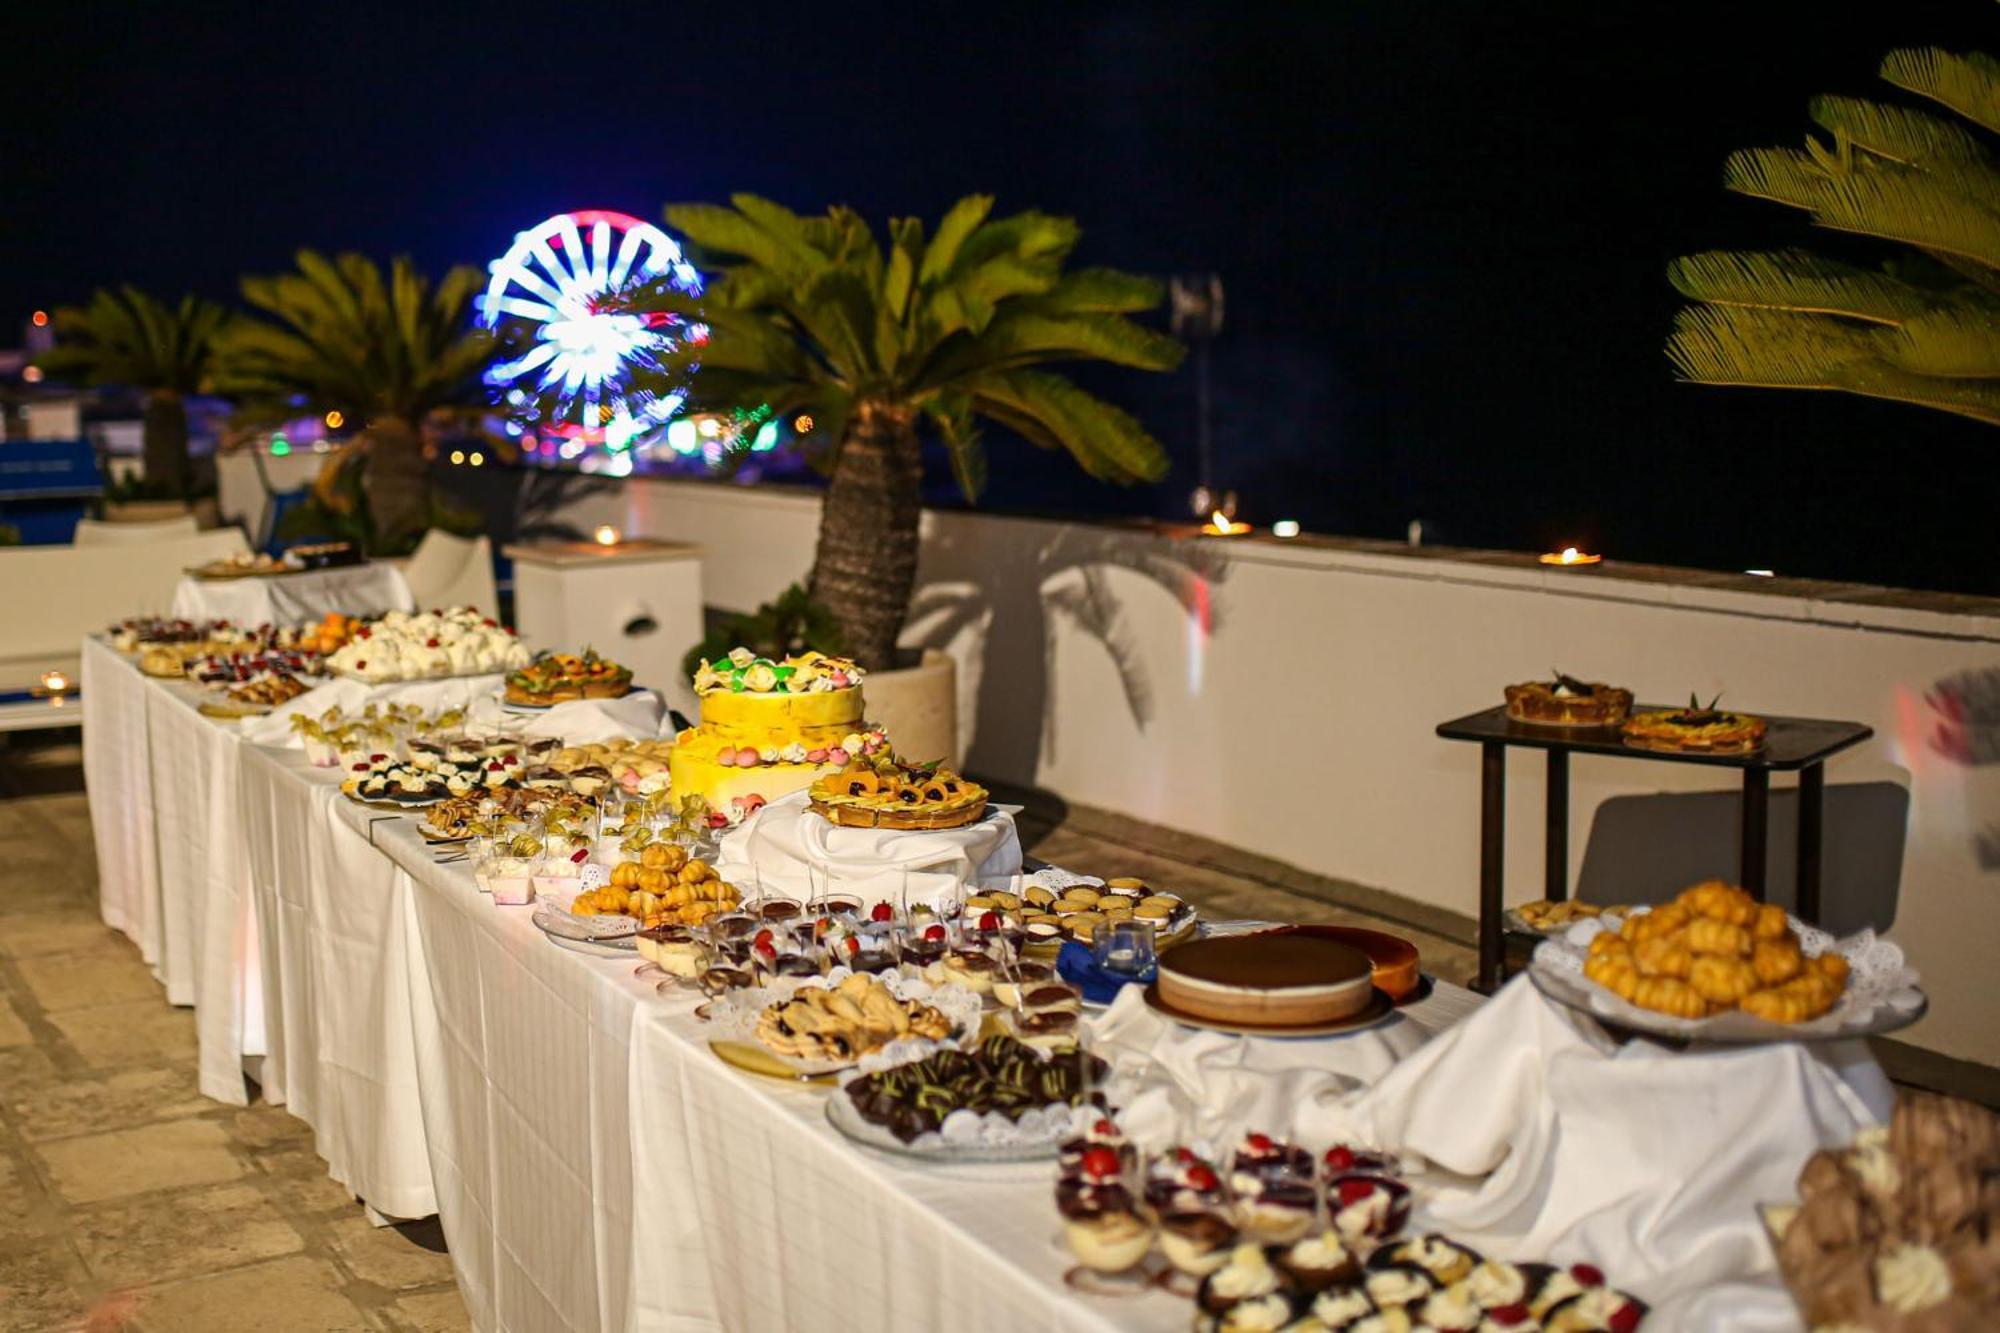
left=594, top=525, right=621, bottom=547
left=1537, top=546, right=1602, bottom=567
left=1200, top=510, right=1252, bottom=537
left=39, top=669, right=70, bottom=694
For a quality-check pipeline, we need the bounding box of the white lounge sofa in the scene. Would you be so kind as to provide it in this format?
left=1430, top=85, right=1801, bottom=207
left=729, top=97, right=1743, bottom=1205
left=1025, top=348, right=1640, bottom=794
left=0, top=529, right=249, bottom=688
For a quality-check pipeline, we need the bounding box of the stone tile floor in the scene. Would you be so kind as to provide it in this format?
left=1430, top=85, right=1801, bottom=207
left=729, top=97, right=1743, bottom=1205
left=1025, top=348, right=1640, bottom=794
left=0, top=734, right=1477, bottom=1332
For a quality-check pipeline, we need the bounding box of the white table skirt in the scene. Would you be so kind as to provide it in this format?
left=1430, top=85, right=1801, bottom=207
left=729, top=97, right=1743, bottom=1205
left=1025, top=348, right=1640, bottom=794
left=238, top=742, right=437, bottom=1219
left=82, top=636, right=163, bottom=963
left=169, top=561, right=415, bottom=624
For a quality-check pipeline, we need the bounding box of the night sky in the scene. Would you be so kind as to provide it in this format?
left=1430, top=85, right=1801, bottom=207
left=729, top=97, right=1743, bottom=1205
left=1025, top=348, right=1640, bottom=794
left=7, top=1, right=1997, bottom=592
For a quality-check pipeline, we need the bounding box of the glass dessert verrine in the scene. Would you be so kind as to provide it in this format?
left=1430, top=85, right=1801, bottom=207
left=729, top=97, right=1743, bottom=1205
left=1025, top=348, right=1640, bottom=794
left=1057, top=1126, right=1155, bottom=1295
left=1230, top=1135, right=1318, bottom=1246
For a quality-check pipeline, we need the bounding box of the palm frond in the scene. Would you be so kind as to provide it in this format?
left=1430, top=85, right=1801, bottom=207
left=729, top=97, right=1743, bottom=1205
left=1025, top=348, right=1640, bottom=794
left=1666, top=249, right=1940, bottom=323
left=1667, top=304, right=2000, bottom=426
left=1881, top=307, right=2000, bottom=377
left=1809, top=94, right=1992, bottom=168
left=925, top=392, right=987, bottom=503
left=1880, top=47, right=2000, bottom=136
left=969, top=370, right=1171, bottom=484
left=34, top=287, right=228, bottom=393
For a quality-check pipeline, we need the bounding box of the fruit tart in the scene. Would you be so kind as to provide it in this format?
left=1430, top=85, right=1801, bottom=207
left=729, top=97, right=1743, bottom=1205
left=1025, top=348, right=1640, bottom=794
left=1622, top=693, right=1766, bottom=754
left=1504, top=672, right=1634, bottom=729
left=807, top=756, right=989, bottom=831
left=504, top=648, right=634, bottom=705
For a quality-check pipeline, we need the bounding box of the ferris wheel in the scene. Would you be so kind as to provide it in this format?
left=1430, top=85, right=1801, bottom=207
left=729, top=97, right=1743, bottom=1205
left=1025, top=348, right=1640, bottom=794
left=477, top=208, right=702, bottom=453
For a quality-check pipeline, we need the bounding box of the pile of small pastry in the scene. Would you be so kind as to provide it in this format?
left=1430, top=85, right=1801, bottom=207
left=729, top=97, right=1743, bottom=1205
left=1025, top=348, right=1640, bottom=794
left=965, top=876, right=1191, bottom=949
left=1583, top=880, right=1847, bottom=1023
left=543, top=738, right=675, bottom=795
left=755, top=973, right=953, bottom=1063
left=572, top=844, right=740, bottom=928
left=1769, top=1090, right=2000, bottom=1329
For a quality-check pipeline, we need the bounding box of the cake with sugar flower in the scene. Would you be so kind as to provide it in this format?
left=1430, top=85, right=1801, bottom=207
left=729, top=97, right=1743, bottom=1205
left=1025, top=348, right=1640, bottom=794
left=666, top=648, right=890, bottom=824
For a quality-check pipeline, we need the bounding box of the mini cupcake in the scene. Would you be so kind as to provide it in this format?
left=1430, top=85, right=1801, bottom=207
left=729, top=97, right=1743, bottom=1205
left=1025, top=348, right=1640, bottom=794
left=1362, top=1264, right=1436, bottom=1311
left=1310, top=1282, right=1376, bottom=1331
left=1541, top=1287, right=1646, bottom=1332
left=1526, top=1263, right=1605, bottom=1319
left=1416, top=1282, right=1484, bottom=1333
left=1347, top=1308, right=1414, bottom=1333
left=1373, top=1234, right=1481, bottom=1286
left=1198, top=1243, right=1288, bottom=1318
left=1279, top=1229, right=1361, bottom=1293
left=1218, top=1291, right=1299, bottom=1332
left=1463, top=1261, right=1529, bottom=1313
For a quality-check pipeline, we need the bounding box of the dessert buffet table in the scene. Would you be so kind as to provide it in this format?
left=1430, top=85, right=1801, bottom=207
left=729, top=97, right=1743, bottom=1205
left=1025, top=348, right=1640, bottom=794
left=170, top=559, right=417, bottom=624
left=80, top=638, right=1919, bottom=1333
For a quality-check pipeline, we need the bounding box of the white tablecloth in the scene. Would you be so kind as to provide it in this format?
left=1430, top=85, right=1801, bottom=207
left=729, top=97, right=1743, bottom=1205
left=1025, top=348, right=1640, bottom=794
left=169, top=560, right=415, bottom=624
left=717, top=789, right=1025, bottom=906
left=81, top=636, right=163, bottom=964
left=83, top=639, right=1890, bottom=1333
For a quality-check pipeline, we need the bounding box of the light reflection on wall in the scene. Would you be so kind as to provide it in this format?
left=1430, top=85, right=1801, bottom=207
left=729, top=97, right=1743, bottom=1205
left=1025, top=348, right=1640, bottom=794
left=1185, top=573, right=1212, bottom=697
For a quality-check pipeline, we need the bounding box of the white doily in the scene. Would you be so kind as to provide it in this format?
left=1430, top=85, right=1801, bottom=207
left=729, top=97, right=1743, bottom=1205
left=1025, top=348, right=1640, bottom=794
left=1530, top=908, right=1925, bottom=1042
left=826, top=1090, right=1093, bottom=1160
left=700, top=969, right=986, bottom=1075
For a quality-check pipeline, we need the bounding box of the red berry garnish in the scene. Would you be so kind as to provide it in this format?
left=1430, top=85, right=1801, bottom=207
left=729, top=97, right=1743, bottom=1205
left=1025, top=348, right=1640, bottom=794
left=1571, top=1264, right=1605, bottom=1287
left=1245, top=1132, right=1273, bottom=1152
left=1337, top=1179, right=1377, bottom=1206
left=1175, top=1147, right=1199, bottom=1165
left=1080, top=1146, right=1120, bottom=1179
left=923, top=924, right=945, bottom=942
left=1487, top=1304, right=1530, bottom=1327
left=870, top=902, right=893, bottom=922
left=1094, top=1119, right=1116, bottom=1137
left=357, top=628, right=371, bottom=639
left=753, top=929, right=775, bottom=948
left=427, top=638, right=440, bottom=648
left=355, top=660, right=367, bottom=670
left=1607, top=1302, right=1641, bottom=1333
left=978, top=911, right=1000, bottom=931
left=1186, top=1164, right=1219, bottom=1192
left=843, top=936, right=860, bottom=956
left=1325, top=1145, right=1356, bottom=1170
left=754, top=941, right=775, bottom=959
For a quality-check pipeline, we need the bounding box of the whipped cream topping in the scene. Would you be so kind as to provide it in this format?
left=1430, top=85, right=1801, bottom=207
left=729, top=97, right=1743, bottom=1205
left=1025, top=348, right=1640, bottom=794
left=1286, top=1230, right=1351, bottom=1271
left=1333, top=1185, right=1393, bottom=1237
left=1366, top=1268, right=1433, bottom=1308
left=1209, top=1244, right=1281, bottom=1301
left=1349, top=1308, right=1414, bottom=1333
left=1219, top=1293, right=1293, bottom=1332
left=1420, top=1282, right=1482, bottom=1331
left=1312, top=1286, right=1374, bottom=1328
left=1466, top=1260, right=1527, bottom=1309
left=1401, top=1234, right=1471, bottom=1278
left=1875, top=1243, right=1952, bottom=1313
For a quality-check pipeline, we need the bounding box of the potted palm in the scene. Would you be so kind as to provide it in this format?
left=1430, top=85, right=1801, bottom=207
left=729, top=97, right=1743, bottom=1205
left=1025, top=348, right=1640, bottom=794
left=34, top=287, right=230, bottom=516
left=210, top=250, right=497, bottom=553
left=623, top=194, right=1184, bottom=758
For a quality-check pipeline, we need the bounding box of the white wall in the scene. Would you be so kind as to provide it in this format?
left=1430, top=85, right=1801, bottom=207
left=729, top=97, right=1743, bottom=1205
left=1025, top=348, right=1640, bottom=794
left=603, top=476, right=2000, bottom=1066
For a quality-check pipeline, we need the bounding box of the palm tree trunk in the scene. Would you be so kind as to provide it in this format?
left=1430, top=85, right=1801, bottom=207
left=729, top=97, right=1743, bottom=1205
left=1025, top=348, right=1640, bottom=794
left=141, top=389, right=190, bottom=498
left=362, top=416, right=431, bottom=553
left=809, top=401, right=923, bottom=671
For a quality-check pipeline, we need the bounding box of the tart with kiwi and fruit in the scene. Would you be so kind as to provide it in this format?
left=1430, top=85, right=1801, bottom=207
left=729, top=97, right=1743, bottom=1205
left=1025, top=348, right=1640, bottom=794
left=1503, top=671, right=1634, bottom=729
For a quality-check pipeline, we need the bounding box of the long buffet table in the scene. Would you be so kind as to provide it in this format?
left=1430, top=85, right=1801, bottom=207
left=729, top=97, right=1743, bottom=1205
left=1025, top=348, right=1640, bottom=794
left=79, top=636, right=1892, bottom=1332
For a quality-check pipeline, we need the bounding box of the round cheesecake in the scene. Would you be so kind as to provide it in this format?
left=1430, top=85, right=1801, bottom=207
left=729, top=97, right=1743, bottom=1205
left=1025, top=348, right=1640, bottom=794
left=1158, top=936, right=1374, bottom=1026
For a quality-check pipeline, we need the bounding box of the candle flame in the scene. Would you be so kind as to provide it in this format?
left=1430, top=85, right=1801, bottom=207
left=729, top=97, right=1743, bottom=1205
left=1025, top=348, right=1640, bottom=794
left=593, top=525, right=620, bottom=547
left=40, top=670, right=69, bottom=693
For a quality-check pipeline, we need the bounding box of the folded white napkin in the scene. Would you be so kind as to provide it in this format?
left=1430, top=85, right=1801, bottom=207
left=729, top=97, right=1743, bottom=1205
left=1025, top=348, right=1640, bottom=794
left=1085, top=983, right=1435, bottom=1153
left=714, top=789, right=1022, bottom=907
left=465, top=689, right=664, bottom=743
left=240, top=673, right=506, bottom=746
left=1326, top=979, right=1881, bottom=1332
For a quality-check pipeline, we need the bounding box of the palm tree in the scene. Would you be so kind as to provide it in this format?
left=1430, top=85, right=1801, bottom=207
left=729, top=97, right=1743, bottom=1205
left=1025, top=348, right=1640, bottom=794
left=34, top=287, right=229, bottom=496
left=620, top=194, right=1185, bottom=670
left=211, top=251, right=495, bottom=547
left=1667, top=46, right=2000, bottom=425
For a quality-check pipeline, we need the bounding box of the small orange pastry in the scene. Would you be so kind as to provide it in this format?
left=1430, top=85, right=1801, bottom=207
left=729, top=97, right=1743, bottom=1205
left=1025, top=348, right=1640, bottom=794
left=1623, top=904, right=1691, bottom=945
left=1678, top=880, right=1758, bottom=927
left=1751, top=937, right=1804, bottom=986
left=1588, top=932, right=1632, bottom=961
left=1685, top=917, right=1753, bottom=958
left=1585, top=953, right=1643, bottom=1001
left=1634, top=934, right=1695, bottom=980
left=1689, top=954, right=1759, bottom=1005
left=1632, top=976, right=1709, bottom=1019
left=1810, top=952, right=1850, bottom=987
left=1741, top=975, right=1839, bottom=1024
left=1750, top=903, right=1790, bottom=941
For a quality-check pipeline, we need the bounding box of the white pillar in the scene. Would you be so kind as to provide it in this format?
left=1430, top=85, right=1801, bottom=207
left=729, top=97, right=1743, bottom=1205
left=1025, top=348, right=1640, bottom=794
left=504, top=539, right=705, bottom=717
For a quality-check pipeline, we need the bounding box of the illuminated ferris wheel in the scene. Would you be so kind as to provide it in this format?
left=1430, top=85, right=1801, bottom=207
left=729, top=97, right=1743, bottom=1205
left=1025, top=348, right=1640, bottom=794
left=477, top=209, right=702, bottom=455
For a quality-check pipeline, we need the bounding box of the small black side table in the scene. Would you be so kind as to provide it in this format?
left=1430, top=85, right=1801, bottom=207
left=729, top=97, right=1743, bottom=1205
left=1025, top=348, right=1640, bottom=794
left=1435, top=705, right=1872, bottom=992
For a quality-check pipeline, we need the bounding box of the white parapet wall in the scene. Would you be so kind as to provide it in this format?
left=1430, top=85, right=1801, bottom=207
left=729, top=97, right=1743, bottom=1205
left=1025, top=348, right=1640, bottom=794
left=588, top=476, right=2000, bottom=1067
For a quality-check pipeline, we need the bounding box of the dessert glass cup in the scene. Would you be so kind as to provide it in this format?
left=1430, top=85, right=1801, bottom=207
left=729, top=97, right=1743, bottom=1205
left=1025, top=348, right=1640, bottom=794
left=1095, top=918, right=1158, bottom=978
